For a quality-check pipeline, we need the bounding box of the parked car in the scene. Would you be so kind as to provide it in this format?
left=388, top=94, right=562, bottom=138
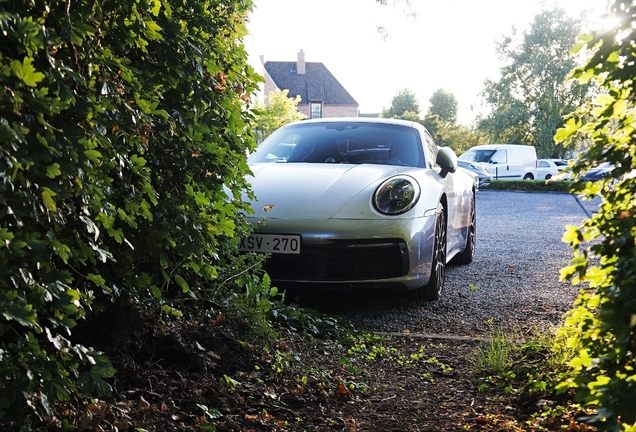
left=582, top=162, right=614, bottom=182
left=457, top=159, right=491, bottom=188
left=459, top=144, right=538, bottom=180
left=537, top=159, right=570, bottom=180
left=241, top=118, right=476, bottom=300
left=458, top=165, right=480, bottom=190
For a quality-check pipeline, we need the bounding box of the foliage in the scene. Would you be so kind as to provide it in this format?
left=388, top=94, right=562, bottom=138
left=381, top=88, right=420, bottom=117
left=516, top=328, right=576, bottom=397
left=554, top=1, right=636, bottom=429
left=253, top=89, right=305, bottom=142
left=471, top=328, right=593, bottom=430
left=271, top=301, right=357, bottom=339
left=431, top=121, right=481, bottom=155
left=0, top=0, right=261, bottom=425
left=428, top=88, right=458, bottom=125
left=478, top=5, right=593, bottom=158
left=392, top=111, right=480, bottom=155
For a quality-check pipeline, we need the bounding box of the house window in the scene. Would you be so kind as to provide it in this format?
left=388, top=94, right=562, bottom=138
left=310, top=102, right=322, bottom=119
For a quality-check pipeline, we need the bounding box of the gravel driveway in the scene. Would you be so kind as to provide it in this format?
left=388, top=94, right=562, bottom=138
left=295, top=190, right=598, bottom=338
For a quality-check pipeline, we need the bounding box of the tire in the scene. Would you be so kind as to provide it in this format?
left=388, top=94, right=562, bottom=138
left=523, top=173, right=534, bottom=180
left=453, top=193, right=476, bottom=265
left=545, top=174, right=552, bottom=180
left=420, top=204, right=447, bottom=301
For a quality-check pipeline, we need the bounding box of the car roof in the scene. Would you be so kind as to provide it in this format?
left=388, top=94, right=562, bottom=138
left=466, top=144, right=532, bottom=150
left=285, top=117, right=422, bottom=129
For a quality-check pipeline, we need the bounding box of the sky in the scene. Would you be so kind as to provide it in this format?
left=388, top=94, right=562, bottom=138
left=247, top=0, right=604, bottom=125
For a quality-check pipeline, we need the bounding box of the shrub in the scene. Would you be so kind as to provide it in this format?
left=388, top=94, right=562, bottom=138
left=555, top=1, right=636, bottom=429
left=0, top=0, right=260, bottom=425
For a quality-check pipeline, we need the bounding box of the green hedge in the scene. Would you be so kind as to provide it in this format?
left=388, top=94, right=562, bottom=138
left=0, top=0, right=260, bottom=425
left=485, top=179, right=573, bottom=193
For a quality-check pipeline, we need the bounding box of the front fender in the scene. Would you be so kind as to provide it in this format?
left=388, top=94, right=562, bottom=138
left=332, top=172, right=445, bottom=220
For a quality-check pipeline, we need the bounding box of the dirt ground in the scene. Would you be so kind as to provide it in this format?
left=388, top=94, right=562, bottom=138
left=33, top=299, right=596, bottom=432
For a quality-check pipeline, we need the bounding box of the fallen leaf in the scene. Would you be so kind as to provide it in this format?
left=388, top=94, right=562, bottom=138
left=474, top=416, right=492, bottom=424
left=343, top=417, right=358, bottom=431
left=335, top=383, right=351, bottom=395
left=214, top=313, right=225, bottom=326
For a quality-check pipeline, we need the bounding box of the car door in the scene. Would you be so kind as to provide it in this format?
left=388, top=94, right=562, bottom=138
left=488, top=149, right=517, bottom=179
left=537, top=160, right=555, bottom=179
left=423, top=132, right=464, bottom=255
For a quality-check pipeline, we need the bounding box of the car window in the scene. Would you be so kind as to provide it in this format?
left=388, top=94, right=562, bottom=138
left=423, top=131, right=439, bottom=168
left=490, top=150, right=507, bottom=164
left=539, top=161, right=549, bottom=167
left=249, top=122, right=425, bottom=167
left=459, top=149, right=495, bottom=163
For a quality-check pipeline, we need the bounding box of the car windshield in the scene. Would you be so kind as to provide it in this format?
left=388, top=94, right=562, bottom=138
left=459, top=149, right=495, bottom=163
left=249, top=122, right=424, bottom=168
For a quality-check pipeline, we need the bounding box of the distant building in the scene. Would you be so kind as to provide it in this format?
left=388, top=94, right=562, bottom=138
left=263, top=50, right=359, bottom=118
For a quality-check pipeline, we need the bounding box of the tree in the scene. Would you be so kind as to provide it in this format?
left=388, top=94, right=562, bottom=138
left=0, top=0, right=261, bottom=425
left=435, top=124, right=481, bottom=155
left=555, top=1, right=636, bottom=429
left=428, top=88, right=458, bottom=125
left=382, top=88, right=420, bottom=117
left=478, top=5, right=592, bottom=158
left=254, top=89, right=305, bottom=142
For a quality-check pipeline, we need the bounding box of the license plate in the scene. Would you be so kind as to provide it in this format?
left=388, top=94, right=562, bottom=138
left=239, top=234, right=301, bottom=254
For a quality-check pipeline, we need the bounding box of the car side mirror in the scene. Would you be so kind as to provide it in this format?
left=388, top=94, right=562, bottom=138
left=437, top=147, right=457, bottom=176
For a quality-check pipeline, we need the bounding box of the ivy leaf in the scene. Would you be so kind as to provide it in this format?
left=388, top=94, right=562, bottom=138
left=1, top=300, right=38, bottom=328
left=45, top=378, right=71, bottom=402
left=149, top=0, right=162, bottom=16
left=77, top=364, right=115, bottom=396
left=0, top=228, right=15, bottom=244
left=46, top=163, right=62, bottom=178
left=555, top=117, right=581, bottom=141
left=41, top=187, right=57, bottom=211
left=86, top=274, right=108, bottom=291
left=11, top=57, right=45, bottom=87
left=84, top=149, right=102, bottom=162
left=174, top=274, right=190, bottom=293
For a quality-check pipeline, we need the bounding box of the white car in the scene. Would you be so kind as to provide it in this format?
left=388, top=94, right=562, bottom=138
left=241, top=118, right=476, bottom=300
left=538, top=159, right=571, bottom=180
left=459, top=144, right=538, bottom=180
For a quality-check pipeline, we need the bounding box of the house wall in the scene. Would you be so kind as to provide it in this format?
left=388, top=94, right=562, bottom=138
left=298, top=104, right=358, bottom=118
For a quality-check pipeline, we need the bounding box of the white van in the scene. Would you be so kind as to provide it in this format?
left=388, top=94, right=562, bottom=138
left=459, top=144, right=538, bottom=180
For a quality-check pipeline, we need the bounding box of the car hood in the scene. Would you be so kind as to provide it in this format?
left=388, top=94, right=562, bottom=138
left=246, top=163, right=437, bottom=220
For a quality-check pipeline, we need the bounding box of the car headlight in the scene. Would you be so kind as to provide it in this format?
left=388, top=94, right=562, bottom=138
left=373, top=175, right=420, bottom=215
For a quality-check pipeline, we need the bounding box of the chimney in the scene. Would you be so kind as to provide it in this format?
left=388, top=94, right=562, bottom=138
left=297, top=49, right=305, bottom=75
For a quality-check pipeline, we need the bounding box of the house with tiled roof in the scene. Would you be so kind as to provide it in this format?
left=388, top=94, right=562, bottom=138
left=263, top=50, right=359, bottom=118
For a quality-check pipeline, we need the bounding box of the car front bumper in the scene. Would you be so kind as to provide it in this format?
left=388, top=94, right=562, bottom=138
left=246, top=216, right=437, bottom=291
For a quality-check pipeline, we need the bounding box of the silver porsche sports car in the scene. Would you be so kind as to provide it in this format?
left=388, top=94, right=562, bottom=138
left=240, top=118, right=476, bottom=300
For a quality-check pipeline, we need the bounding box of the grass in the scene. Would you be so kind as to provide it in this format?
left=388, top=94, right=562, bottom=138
left=485, top=179, right=573, bottom=193
left=469, top=328, right=516, bottom=375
